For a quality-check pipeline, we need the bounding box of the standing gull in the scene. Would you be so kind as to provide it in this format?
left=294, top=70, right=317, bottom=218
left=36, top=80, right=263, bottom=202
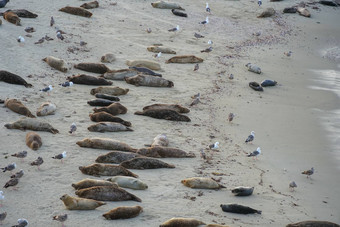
left=194, top=33, right=204, bottom=39
left=258, top=0, right=262, bottom=6
left=40, top=85, right=53, bottom=95
left=199, top=17, right=209, bottom=25
left=228, top=113, right=235, bottom=122
left=0, top=191, right=4, bottom=207
left=31, top=157, right=44, bottom=170
left=154, top=52, right=162, bottom=58
left=3, top=178, right=19, bottom=189
left=193, top=63, right=199, bottom=71
left=247, top=147, right=261, bottom=160
left=1, top=163, right=16, bottom=173
left=168, top=25, right=179, bottom=32
left=190, top=93, right=201, bottom=106
left=53, top=214, right=68, bottom=227
left=12, top=219, right=29, bottom=227
left=11, top=151, right=27, bottom=162
left=50, top=16, right=55, bottom=27
left=209, top=142, right=219, bottom=150
left=17, top=36, right=25, bottom=43
left=289, top=181, right=297, bottom=191
left=52, top=151, right=67, bottom=163
left=228, top=74, right=234, bottom=80
left=201, top=46, right=212, bottom=53
left=57, top=31, right=64, bottom=41
left=200, top=149, right=206, bottom=160
left=284, top=51, right=292, bottom=57
left=69, top=122, right=77, bottom=134
left=59, top=81, right=73, bottom=87
left=245, top=131, right=255, bottom=143
left=301, top=167, right=314, bottom=178
left=206, top=2, right=211, bottom=13
left=11, top=169, right=24, bottom=179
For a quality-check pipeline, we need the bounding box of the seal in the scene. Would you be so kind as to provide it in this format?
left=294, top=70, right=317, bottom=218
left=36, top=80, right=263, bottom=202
left=71, top=178, right=118, bottom=190
left=147, top=46, right=176, bottom=54
left=93, top=103, right=128, bottom=116
left=43, top=56, right=68, bottom=72
left=319, top=0, right=339, bottom=6
left=0, top=0, right=9, bottom=8
left=87, top=99, right=115, bottom=106
left=96, top=151, right=142, bottom=164
left=88, top=122, right=133, bottom=133
left=36, top=102, right=56, bottom=116
left=59, top=6, right=92, bottom=17
left=160, top=218, right=205, bottom=227
left=143, top=104, right=190, bottom=113
left=89, top=112, right=131, bottom=126
left=181, top=177, right=225, bottom=189
left=101, top=53, right=116, bottom=63
left=231, top=186, right=254, bottom=196
left=2, top=9, right=38, bottom=18
left=74, top=63, right=110, bottom=74
left=60, top=194, right=106, bottom=210
left=261, top=79, right=277, bottom=87
left=3, top=11, right=21, bottom=25
left=5, top=99, right=35, bottom=118
left=126, top=59, right=161, bottom=71
left=90, top=86, right=129, bottom=96
left=0, top=70, right=32, bottom=87
left=76, top=137, right=136, bottom=151
left=101, top=69, right=138, bottom=81
left=129, top=66, right=162, bottom=77
left=147, top=133, right=169, bottom=147
left=134, top=109, right=191, bottom=122
left=75, top=185, right=142, bottom=202
left=245, top=63, right=261, bottom=74
left=67, top=74, right=112, bottom=85
left=220, top=204, right=262, bottom=214
left=151, top=1, right=185, bottom=10
left=137, top=146, right=195, bottom=158
left=257, top=7, right=275, bottom=18
left=103, top=206, right=143, bottom=220
left=125, top=74, right=174, bottom=87
left=95, top=93, right=120, bottom=101
left=166, top=55, right=203, bottom=64
left=297, top=7, right=311, bottom=17
left=249, top=82, right=263, bottom=91
left=79, top=163, right=138, bottom=177
left=286, top=220, right=340, bottom=227
left=80, top=0, right=99, bottom=9
left=171, top=9, right=188, bottom=17
left=283, top=7, right=297, bottom=13
left=120, top=157, right=175, bottom=169
left=25, top=132, right=42, bottom=150
left=4, top=118, right=59, bottom=134
left=106, top=176, right=148, bottom=190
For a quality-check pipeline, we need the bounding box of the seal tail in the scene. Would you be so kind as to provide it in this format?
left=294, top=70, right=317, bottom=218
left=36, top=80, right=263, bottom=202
left=186, top=152, right=196, bottom=158
left=24, top=83, right=33, bottom=88
left=130, top=193, right=142, bottom=202
left=218, top=184, right=226, bottom=189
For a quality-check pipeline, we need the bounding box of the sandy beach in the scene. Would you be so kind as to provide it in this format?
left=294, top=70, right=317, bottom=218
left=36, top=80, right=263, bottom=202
left=0, top=0, right=340, bottom=226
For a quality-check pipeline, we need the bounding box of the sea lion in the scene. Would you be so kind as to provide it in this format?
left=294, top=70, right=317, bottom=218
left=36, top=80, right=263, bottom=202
left=126, top=59, right=161, bottom=71
left=151, top=1, right=185, bottom=10
left=3, top=11, right=21, bottom=26
left=72, top=178, right=118, bottom=190
left=245, top=63, right=261, bottom=74
left=120, top=157, right=175, bottom=169
left=79, top=163, right=138, bottom=177
left=261, top=79, right=277, bottom=87
left=249, top=82, right=264, bottom=91
left=129, top=66, right=162, bottom=77
left=80, top=0, right=99, bottom=9
left=60, top=194, right=106, bottom=210
left=103, top=206, right=143, bottom=220
left=181, top=177, right=225, bottom=189
left=76, top=137, right=136, bottom=151
left=93, top=102, right=127, bottom=116
left=3, top=9, right=38, bottom=18
left=88, top=122, right=133, bottom=133
left=231, top=186, right=254, bottom=196
left=90, top=86, right=129, bottom=96
left=43, top=56, right=68, bottom=72
left=125, top=74, right=174, bottom=87
left=297, top=7, right=311, bottom=17
left=135, top=109, right=191, bottom=122
left=0, top=70, right=32, bottom=87
left=95, top=93, right=120, bottom=101
left=147, top=46, right=176, bottom=54
left=143, top=104, right=190, bottom=113
left=286, top=220, right=340, bottom=227
left=102, top=69, right=138, bottom=81
left=220, top=204, right=262, bottom=214
left=171, top=9, right=188, bottom=17
left=87, top=99, right=115, bottom=106
left=165, top=55, right=203, bottom=64
left=89, top=112, right=131, bottom=126
left=36, top=102, right=56, bottom=116
left=25, top=132, right=42, bottom=150
left=74, top=63, right=110, bottom=74
left=96, top=151, right=142, bottom=164
left=137, top=146, right=195, bottom=158
left=75, top=185, right=142, bottom=202
left=5, top=99, right=35, bottom=118
left=283, top=7, right=297, bottom=13
left=257, top=7, right=275, bottom=18
left=148, top=134, right=169, bottom=147
left=106, top=176, right=148, bottom=190
left=160, top=218, right=205, bottom=227
left=101, top=53, right=116, bottom=63
left=5, top=118, right=59, bottom=134
left=59, top=6, right=92, bottom=17
left=67, top=74, right=112, bottom=85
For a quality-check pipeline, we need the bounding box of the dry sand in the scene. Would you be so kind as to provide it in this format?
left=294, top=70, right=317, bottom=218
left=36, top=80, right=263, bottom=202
left=0, top=0, right=340, bottom=226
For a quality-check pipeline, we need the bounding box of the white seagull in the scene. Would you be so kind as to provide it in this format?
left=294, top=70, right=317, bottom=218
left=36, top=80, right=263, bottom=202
left=199, top=17, right=209, bottom=25
left=69, top=122, right=77, bottom=134
left=245, top=131, right=255, bottom=143
left=206, top=3, right=211, bottom=13
left=247, top=147, right=261, bottom=159
left=168, top=25, right=179, bottom=32
left=209, top=141, right=219, bottom=150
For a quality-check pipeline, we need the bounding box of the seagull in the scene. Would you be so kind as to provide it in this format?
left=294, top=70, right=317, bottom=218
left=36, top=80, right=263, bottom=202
left=44, top=35, right=54, bottom=41
left=252, top=31, right=261, bottom=37
left=24, top=27, right=35, bottom=33
left=200, top=149, right=206, bottom=160
left=258, top=0, right=262, bottom=6
left=194, top=33, right=204, bottom=38
left=31, top=157, right=44, bottom=170
left=301, top=167, right=314, bottom=178
left=191, top=93, right=200, bottom=99
left=12, top=218, right=29, bottom=227
left=190, top=96, right=200, bottom=106
left=208, top=40, right=213, bottom=45
left=53, top=214, right=68, bottom=227
left=245, top=131, right=255, bottom=143
left=284, top=51, right=292, bottom=57
left=0, top=191, right=4, bottom=207
left=10, top=169, right=24, bottom=179
left=1, top=163, right=16, bottom=173
left=59, top=81, right=73, bottom=87
left=247, top=147, right=261, bottom=159
left=209, top=142, right=219, bottom=150
left=0, top=212, right=6, bottom=225
left=17, top=36, right=25, bottom=43
left=205, top=2, right=211, bottom=13
left=228, top=113, right=235, bottom=122
left=50, top=16, right=55, bottom=27
left=154, top=52, right=162, bottom=58
left=146, top=28, right=152, bottom=33
left=40, top=85, right=53, bottom=94
left=69, top=122, right=77, bottom=134
left=80, top=40, right=87, bottom=46
left=52, top=151, right=67, bottom=163
left=201, top=46, right=213, bottom=53
left=228, top=74, right=234, bottom=80
left=193, top=63, right=199, bottom=71
left=168, top=25, right=179, bottom=32
left=3, top=178, right=19, bottom=189
left=11, top=151, right=27, bottom=162
left=199, top=17, right=209, bottom=25
left=35, top=37, right=45, bottom=44
left=57, top=31, right=64, bottom=40
left=289, top=181, right=297, bottom=191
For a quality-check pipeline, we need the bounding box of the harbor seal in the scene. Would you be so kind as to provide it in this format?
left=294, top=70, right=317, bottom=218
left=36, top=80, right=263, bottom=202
left=101, top=69, right=138, bottom=81
left=129, top=66, right=162, bottom=77
left=125, top=74, right=174, bottom=87
left=76, top=137, right=136, bottom=151
left=120, top=157, right=175, bottom=169
left=147, top=46, right=176, bottom=54
left=160, top=218, right=205, bottom=227
left=3, top=11, right=21, bottom=25
left=87, top=99, right=115, bottom=106
left=5, top=118, right=59, bottom=134
left=151, top=1, right=185, bottom=10
left=74, top=63, right=110, bottom=74
left=245, top=63, right=261, bottom=74
left=80, top=1, right=99, bottom=9
left=283, top=7, right=297, bottom=13
left=0, top=70, right=32, bottom=87
left=101, top=53, right=116, bottom=63
left=231, top=186, right=254, bottom=196
left=171, top=9, right=188, bottom=17
left=90, top=86, right=129, bottom=96
left=135, top=109, right=191, bottom=122
left=103, top=206, right=143, bottom=220
left=220, top=204, right=262, bottom=214
left=59, top=6, right=92, bottom=17
left=126, top=59, right=161, bottom=71
left=60, top=194, right=106, bottom=210
left=257, top=8, right=275, bottom=18
left=72, top=178, right=118, bottom=190
left=143, top=104, right=190, bottom=113
left=297, top=7, right=311, bottom=17
left=88, top=122, right=133, bottom=133
left=5, top=99, right=35, bottom=118
left=79, top=163, right=138, bottom=177
left=25, top=132, right=42, bottom=150
left=89, top=112, right=131, bottom=127
left=249, top=82, right=264, bottom=91
left=166, top=55, right=203, bottom=64
left=106, top=176, right=148, bottom=190
left=43, top=56, right=68, bottom=72
left=96, top=151, right=142, bottom=164
left=261, top=79, right=277, bottom=87
left=286, top=220, right=340, bottom=227
left=148, top=133, right=169, bottom=147
left=93, top=102, right=127, bottom=116
left=36, top=102, right=56, bottom=116
left=75, top=185, right=142, bottom=202
left=181, top=177, right=225, bottom=189
left=2, top=9, right=38, bottom=18
left=67, top=74, right=112, bottom=85
left=136, top=146, right=195, bottom=158
left=95, top=93, right=120, bottom=101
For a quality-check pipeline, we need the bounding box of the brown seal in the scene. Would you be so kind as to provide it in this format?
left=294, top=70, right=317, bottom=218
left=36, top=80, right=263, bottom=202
left=136, top=146, right=195, bottom=158
left=43, top=56, right=68, bottom=72
left=147, top=46, right=176, bottom=54
left=120, top=157, right=175, bottom=169
left=4, top=118, right=59, bottom=134
left=286, top=220, right=340, bottom=227
left=126, top=59, right=161, bottom=71
left=0, top=70, right=32, bottom=87
left=147, top=134, right=169, bottom=147
left=79, top=163, right=138, bottom=177
left=87, top=99, right=115, bottom=107
left=166, top=55, right=203, bottom=64
left=96, top=151, right=142, bottom=164
left=100, top=53, right=116, bottom=63
left=67, top=74, right=112, bottom=85
left=76, top=137, right=136, bottom=151
left=25, top=132, right=42, bottom=150
left=125, top=75, right=174, bottom=87
left=103, top=206, right=143, bottom=220
left=160, top=218, right=205, bottom=227
left=36, top=102, right=56, bottom=116
left=134, top=109, right=191, bottom=122
left=59, top=6, right=92, bottom=17
left=257, top=8, right=275, bottom=18
left=75, top=185, right=142, bottom=202
left=3, top=11, right=21, bottom=26
left=181, top=177, right=225, bottom=189
left=60, top=194, right=106, bottom=210
left=71, top=178, right=118, bottom=190
left=93, top=103, right=128, bottom=116
left=151, top=1, right=185, bottom=10
left=143, top=104, right=190, bottom=113
left=2, top=9, right=38, bottom=18
left=90, top=86, right=129, bottom=96
left=89, top=112, right=131, bottom=127
left=74, top=63, right=110, bottom=74
left=80, top=1, right=99, bottom=9
left=101, top=69, right=138, bottom=81
left=87, top=122, right=133, bottom=133
left=5, top=99, right=35, bottom=118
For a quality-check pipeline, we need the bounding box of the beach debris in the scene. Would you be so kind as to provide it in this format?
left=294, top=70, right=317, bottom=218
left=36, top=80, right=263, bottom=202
left=249, top=82, right=264, bottom=91
left=289, top=181, right=297, bottom=191
left=228, top=113, right=235, bottom=122
left=1, top=163, right=16, bottom=172
left=247, top=147, right=261, bottom=159
left=52, top=151, right=67, bottom=163
left=301, top=167, right=314, bottom=178
left=245, top=131, right=255, bottom=143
